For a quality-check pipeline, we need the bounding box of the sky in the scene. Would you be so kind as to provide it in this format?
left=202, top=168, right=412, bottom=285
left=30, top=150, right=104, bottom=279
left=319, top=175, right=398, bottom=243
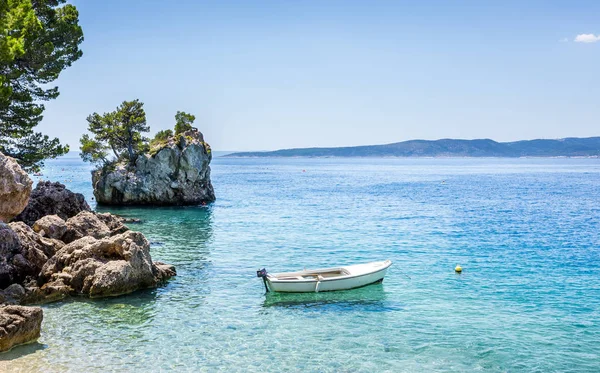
left=39, top=0, right=600, bottom=151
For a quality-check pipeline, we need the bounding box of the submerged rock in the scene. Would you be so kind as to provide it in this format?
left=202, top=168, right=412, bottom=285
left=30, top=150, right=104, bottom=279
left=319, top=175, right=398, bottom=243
left=92, top=128, right=215, bottom=205
left=0, top=153, right=32, bottom=223
left=40, top=231, right=175, bottom=298
left=15, top=181, right=91, bottom=226
left=0, top=305, right=42, bottom=352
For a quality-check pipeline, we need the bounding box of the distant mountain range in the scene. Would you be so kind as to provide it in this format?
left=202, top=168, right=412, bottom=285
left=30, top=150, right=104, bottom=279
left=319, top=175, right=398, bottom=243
left=225, top=137, right=600, bottom=158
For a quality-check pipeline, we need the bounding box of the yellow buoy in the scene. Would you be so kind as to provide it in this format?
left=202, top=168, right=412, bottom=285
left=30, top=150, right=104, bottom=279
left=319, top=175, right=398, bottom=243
left=455, top=265, right=462, bottom=273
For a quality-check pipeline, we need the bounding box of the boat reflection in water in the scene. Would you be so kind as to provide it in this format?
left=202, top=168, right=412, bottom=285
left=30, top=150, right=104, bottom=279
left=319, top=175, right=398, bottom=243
left=262, top=283, right=400, bottom=312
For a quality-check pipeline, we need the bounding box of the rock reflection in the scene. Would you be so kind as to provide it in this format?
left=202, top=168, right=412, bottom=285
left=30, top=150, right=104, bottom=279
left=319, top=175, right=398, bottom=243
left=53, top=289, right=159, bottom=321
left=96, top=205, right=214, bottom=267
left=97, top=205, right=214, bottom=310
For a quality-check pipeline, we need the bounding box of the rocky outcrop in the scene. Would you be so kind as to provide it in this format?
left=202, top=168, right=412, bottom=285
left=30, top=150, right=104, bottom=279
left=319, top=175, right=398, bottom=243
left=0, top=305, right=42, bottom=352
left=0, top=157, right=176, bottom=308
left=21, top=281, right=71, bottom=305
left=40, top=231, right=176, bottom=298
left=1, top=210, right=174, bottom=304
left=92, top=128, right=215, bottom=205
left=15, top=181, right=91, bottom=226
left=8, top=222, right=63, bottom=269
left=0, top=223, right=22, bottom=288
left=0, top=284, right=26, bottom=305
left=0, top=153, right=32, bottom=223
left=62, top=211, right=111, bottom=244
left=0, top=222, right=62, bottom=289
left=96, top=212, right=130, bottom=236
left=32, top=215, right=68, bottom=240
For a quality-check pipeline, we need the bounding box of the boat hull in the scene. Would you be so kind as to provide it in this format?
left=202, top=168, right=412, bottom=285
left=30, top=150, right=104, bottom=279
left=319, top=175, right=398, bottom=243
left=266, top=260, right=391, bottom=293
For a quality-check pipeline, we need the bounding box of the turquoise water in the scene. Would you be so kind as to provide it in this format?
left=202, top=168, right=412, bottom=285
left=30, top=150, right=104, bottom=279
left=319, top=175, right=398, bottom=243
left=1, top=155, right=600, bottom=372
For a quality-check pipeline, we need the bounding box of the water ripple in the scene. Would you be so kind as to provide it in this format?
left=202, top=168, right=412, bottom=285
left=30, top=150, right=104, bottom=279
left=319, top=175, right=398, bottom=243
left=2, top=157, right=599, bottom=372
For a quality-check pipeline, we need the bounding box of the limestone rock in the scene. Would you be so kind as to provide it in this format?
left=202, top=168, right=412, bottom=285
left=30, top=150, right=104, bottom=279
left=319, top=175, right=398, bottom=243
left=21, top=282, right=72, bottom=305
left=40, top=231, right=175, bottom=298
left=0, top=305, right=42, bottom=352
left=15, top=181, right=90, bottom=226
left=96, top=213, right=129, bottom=236
left=32, top=215, right=67, bottom=240
left=0, top=284, right=26, bottom=306
left=9, top=222, right=63, bottom=263
left=154, top=262, right=177, bottom=281
left=0, top=153, right=32, bottom=223
left=93, top=128, right=215, bottom=205
left=0, top=223, right=21, bottom=288
left=0, top=223, right=62, bottom=290
left=62, top=211, right=111, bottom=244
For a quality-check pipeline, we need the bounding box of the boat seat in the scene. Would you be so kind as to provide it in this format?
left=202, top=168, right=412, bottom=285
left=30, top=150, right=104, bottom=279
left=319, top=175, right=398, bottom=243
left=276, top=276, right=302, bottom=280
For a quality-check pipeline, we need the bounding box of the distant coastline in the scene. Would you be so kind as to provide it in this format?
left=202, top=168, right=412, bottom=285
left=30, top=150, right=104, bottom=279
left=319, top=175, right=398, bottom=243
left=224, top=137, right=600, bottom=158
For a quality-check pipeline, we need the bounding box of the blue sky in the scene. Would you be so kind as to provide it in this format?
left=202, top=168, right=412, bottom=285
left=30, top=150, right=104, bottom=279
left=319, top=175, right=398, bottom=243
left=40, top=0, right=600, bottom=151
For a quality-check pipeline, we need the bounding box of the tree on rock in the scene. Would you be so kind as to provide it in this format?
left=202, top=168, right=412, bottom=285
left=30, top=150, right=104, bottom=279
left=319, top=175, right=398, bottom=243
left=150, top=129, right=173, bottom=147
left=79, top=134, right=109, bottom=165
left=80, top=100, right=149, bottom=167
left=174, top=111, right=196, bottom=135
left=0, top=0, right=84, bottom=172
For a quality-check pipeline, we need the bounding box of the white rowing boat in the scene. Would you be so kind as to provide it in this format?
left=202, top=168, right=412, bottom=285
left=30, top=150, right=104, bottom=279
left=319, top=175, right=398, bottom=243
left=257, top=260, right=392, bottom=293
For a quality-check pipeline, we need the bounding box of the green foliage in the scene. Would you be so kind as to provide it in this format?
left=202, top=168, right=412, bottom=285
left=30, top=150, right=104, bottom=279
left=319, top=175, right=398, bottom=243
left=148, top=129, right=173, bottom=156
left=150, top=129, right=173, bottom=146
left=79, top=134, right=108, bottom=166
left=0, top=0, right=83, bottom=172
left=155, top=129, right=173, bottom=142
left=174, top=111, right=195, bottom=135
left=148, top=145, right=164, bottom=157
left=82, top=105, right=207, bottom=164
left=80, top=100, right=150, bottom=167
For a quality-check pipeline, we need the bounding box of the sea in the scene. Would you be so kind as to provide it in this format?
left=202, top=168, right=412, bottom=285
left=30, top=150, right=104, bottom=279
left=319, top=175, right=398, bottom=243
left=1, top=153, right=599, bottom=372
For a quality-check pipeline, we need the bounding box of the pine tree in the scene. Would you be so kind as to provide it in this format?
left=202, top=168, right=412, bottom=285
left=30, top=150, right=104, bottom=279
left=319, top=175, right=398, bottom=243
left=81, top=100, right=149, bottom=167
left=0, top=0, right=84, bottom=171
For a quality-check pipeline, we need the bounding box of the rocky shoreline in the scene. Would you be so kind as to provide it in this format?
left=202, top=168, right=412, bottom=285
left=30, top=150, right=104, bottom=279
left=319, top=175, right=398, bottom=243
left=0, top=153, right=176, bottom=352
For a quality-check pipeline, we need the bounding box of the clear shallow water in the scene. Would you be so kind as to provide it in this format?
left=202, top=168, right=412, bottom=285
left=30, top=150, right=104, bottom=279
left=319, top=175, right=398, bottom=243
left=1, top=155, right=600, bottom=372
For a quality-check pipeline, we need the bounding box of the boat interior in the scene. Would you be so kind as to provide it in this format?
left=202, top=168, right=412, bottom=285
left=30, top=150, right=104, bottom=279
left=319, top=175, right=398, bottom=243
left=271, top=268, right=351, bottom=281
